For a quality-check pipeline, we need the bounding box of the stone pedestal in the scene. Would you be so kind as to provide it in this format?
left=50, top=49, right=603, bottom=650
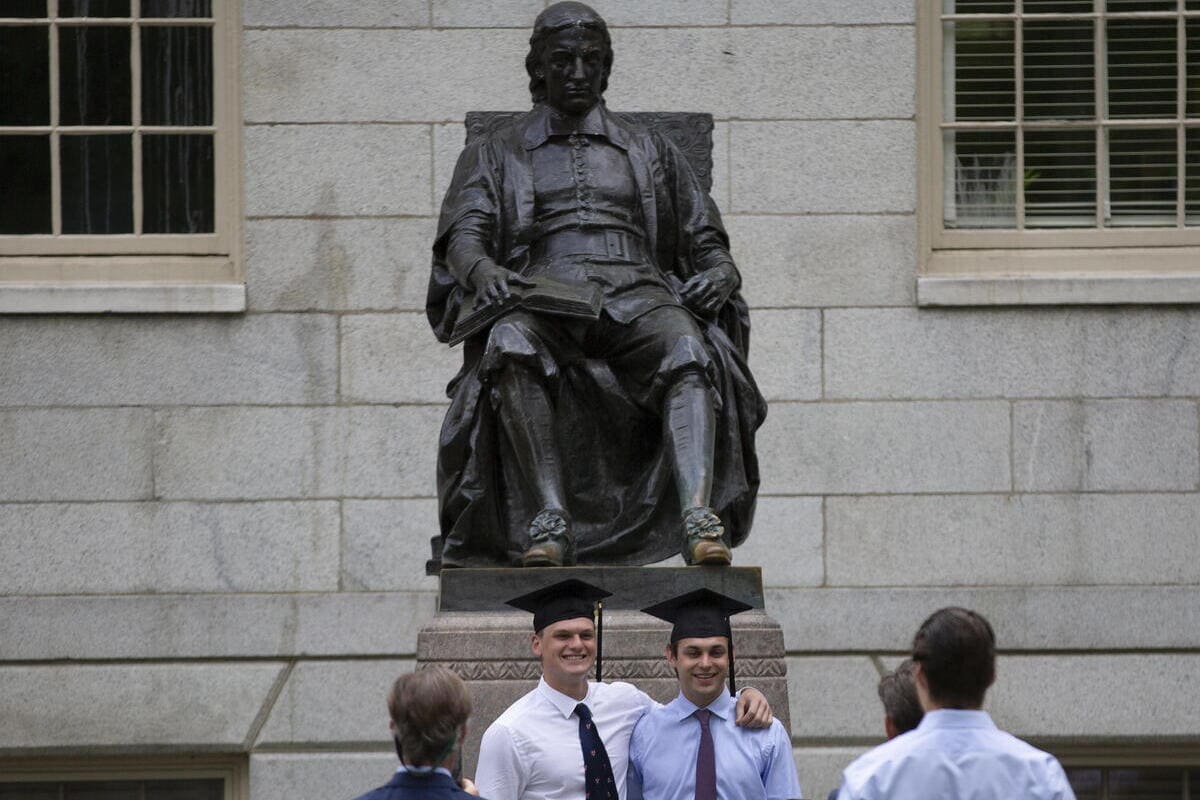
left=417, top=566, right=790, bottom=774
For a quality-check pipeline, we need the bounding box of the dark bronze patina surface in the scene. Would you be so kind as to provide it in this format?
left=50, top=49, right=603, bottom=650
left=426, top=2, right=766, bottom=572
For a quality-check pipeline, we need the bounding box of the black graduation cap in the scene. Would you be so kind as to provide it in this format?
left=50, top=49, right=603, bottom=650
left=642, top=588, right=754, bottom=695
left=506, top=578, right=613, bottom=681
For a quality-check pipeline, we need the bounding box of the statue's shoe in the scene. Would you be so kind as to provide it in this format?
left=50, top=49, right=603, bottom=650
left=682, top=506, right=732, bottom=566
left=521, top=509, right=576, bottom=567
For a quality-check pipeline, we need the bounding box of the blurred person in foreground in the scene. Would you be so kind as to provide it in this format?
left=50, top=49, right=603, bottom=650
left=836, top=607, right=1075, bottom=800
left=354, top=667, right=483, bottom=800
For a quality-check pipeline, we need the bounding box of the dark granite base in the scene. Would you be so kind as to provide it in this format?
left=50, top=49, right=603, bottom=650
left=418, top=566, right=790, bottom=774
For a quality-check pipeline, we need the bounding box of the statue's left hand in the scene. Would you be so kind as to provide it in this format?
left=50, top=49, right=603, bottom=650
left=680, top=264, right=738, bottom=315
left=734, top=687, right=774, bottom=728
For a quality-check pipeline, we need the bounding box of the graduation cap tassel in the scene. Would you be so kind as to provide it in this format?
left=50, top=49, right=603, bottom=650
left=728, top=639, right=737, bottom=696
left=595, top=599, right=604, bottom=682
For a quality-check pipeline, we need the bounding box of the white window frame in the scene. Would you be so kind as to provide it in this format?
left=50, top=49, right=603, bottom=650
left=0, top=0, right=243, bottom=313
left=918, top=0, right=1200, bottom=306
left=0, top=757, right=247, bottom=800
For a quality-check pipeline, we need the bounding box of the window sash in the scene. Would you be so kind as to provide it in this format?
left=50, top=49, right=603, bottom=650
left=931, top=0, right=1200, bottom=249
left=0, top=0, right=233, bottom=256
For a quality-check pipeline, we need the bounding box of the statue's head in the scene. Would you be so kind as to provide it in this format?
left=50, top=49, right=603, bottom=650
left=526, top=2, right=613, bottom=114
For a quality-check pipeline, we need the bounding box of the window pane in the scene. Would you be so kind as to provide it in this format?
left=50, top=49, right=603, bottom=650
left=141, top=25, right=212, bottom=125
left=1, top=0, right=49, bottom=16
left=1024, top=0, right=1092, bottom=11
left=1189, top=128, right=1200, bottom=223
left=59, top=0, right=130, bottom=15
left=1025, top=129, right=1097, bottom=227
left=946, top=1, right=1015, bottom=12
left=0, top=135, right=52, bottom=233
left=1024, top=18, right=1095, bottom=120
left=1187, top=19, right=1200, bottom=118
left=145, top=779, right=223, bottom=800
left=947, top=20, right=1015, bottom=121
left=60, top=26, right=131, bottom=125
left=62, top=134, right=133, bottom=233
left=1108, top=18, right=1177, bottom=119
left=0, top=25, right=50, bottom=125
left=1108, top=767, right=1183, bottom=799
left=141, top=0, right=211, bottom=17
left=1109, top=128, right=1176, bottom=226
left=143, top=133, right=213, bottom=233
left=63, top=782, right=140, bottom=800
left=1108, top=0, right=1176, bottom=10
left=946, top=129, right=1017, bottom=228
left=1065, top=768, right=1103, bottom=800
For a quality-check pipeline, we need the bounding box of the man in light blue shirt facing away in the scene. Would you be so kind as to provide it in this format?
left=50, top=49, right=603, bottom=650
left=837, top=607, right=1076, bottom=800
left=627, top=589, right=802, bottom=800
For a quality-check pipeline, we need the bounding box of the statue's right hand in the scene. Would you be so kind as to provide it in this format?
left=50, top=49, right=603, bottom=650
left=469, top=260, right=536, bottom=309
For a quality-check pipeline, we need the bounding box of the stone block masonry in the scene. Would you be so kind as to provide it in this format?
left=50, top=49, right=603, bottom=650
left=1, top=3, right=1198, bottom=799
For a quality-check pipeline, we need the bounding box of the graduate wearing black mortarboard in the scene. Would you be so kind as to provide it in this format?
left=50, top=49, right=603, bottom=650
left=626, top=590, right=803, bottom=800
left=474, top=580, right=776, bottom=800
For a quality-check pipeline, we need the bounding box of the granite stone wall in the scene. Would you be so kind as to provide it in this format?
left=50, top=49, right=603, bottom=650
left=2, top=2, right=1199, bottom=799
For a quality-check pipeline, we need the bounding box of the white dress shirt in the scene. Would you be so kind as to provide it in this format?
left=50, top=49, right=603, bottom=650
left=838, top=709, right=1076, bottom=800
left=475, top=677, right=655, bottom=800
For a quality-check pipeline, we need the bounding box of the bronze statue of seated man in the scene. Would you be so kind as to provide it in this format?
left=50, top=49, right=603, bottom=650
left=427, top=1, right=766, bottom=569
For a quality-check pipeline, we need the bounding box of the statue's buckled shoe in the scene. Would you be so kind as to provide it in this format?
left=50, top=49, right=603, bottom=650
left=521, top=509, right=576, bottom=567
left=682, top=506, right=732, bottom=566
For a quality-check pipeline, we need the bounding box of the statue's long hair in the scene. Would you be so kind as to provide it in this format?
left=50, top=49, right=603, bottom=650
left=525, top=2, right=613, bottom=104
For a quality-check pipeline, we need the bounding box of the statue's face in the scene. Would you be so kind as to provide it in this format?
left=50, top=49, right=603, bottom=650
left=538, top=27, right=606, bottom=115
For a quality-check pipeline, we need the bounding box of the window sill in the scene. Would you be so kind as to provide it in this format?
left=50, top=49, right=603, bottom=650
left=0, top=255, right=244, bottom=313
left=0, top=282, right=245, bottom=313
left=919, top=247, right=1200, bottom=306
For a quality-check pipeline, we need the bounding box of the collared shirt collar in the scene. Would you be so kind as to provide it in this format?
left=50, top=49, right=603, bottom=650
left=666, top=689, right=736, bottom=723
left=537, top=675, right=595, bottom=719
left=916, top=708, right=998, bottom=732
left=393, top=765, right=454, bottom=778
left=522, top=102, right=629, bottom=151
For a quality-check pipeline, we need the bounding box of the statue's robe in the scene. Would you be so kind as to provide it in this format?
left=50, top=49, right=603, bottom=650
left=427, top=104, right=767, bottom=567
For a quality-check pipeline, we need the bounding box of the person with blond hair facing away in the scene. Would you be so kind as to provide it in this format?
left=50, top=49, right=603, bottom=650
left=354, top=667, right=484, bottom=800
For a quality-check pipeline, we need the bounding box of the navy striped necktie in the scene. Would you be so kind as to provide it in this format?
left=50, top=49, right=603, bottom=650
left=575, top=702, right=617, bottom=800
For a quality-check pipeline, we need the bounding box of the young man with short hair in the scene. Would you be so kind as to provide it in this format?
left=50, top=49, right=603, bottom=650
left=354, top=666, right=481, bottom=800
left=627, top=590, right=802, bottom=800
left=837, top=607, right=1076, bottom=800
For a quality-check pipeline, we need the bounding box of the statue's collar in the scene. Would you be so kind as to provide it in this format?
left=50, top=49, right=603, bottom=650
left=522, top=103, right=629, bottom=151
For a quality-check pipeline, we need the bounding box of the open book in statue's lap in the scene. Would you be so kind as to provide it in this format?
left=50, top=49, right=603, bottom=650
left=426, top=4, right=766, bottom=569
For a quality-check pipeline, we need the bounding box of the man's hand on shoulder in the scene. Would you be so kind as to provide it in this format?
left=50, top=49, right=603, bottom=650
left=459, top=777, right=480, bottom=796
left=470, top=259, right=535, bottom=309
left=734, top=687, right=774, bottom=728
left=680, top=263, right=738, bottom=316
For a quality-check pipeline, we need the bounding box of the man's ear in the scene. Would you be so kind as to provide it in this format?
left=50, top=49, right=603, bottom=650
left=531, top=632, right=543, bottom=659
left=664, top=644, right=676, bottom=668
left=884, top=716, right=899, bottom=740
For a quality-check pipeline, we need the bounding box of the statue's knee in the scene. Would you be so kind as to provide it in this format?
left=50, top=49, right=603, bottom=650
left=482, top=317, right=557, bottom=382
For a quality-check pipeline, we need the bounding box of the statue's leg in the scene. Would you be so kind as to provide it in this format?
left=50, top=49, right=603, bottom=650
left=664, top=371, right=716, bottom=513
left=484, top=311, right=575, bottom=566
left=601, top=307, right=732, bottom=565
